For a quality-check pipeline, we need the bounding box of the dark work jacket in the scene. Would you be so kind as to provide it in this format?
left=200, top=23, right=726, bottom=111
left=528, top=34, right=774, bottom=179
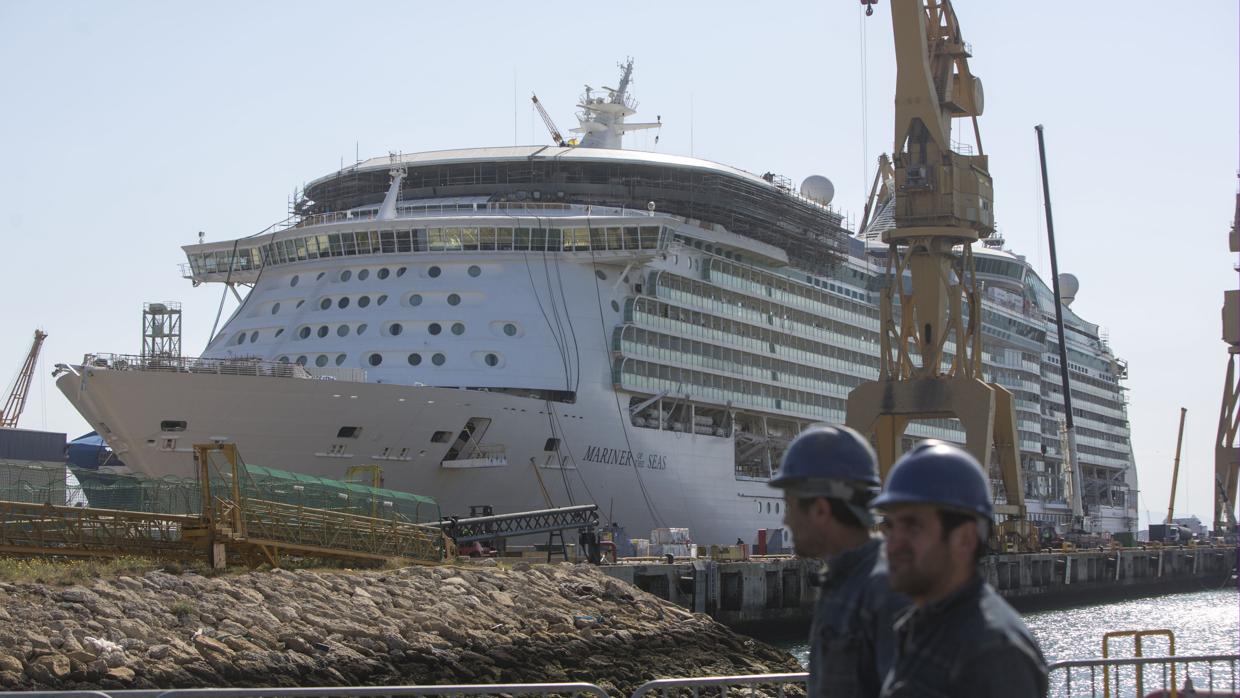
left=809, top=538, right=909, bottom=698
left=879, top=576, right=1047, bottom=698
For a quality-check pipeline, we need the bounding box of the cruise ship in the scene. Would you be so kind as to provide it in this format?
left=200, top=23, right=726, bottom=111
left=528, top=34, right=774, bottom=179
left=54, top=61, right=1138, bottom=545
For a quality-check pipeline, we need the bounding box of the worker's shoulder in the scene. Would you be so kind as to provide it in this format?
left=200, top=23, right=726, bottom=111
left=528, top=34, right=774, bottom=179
left=963, top=584, right=1044, bottom=661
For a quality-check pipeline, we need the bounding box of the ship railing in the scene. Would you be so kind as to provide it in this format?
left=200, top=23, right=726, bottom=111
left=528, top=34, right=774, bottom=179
left=289, top=202, right=657, bottom=230
left=1046, top=653, right=1238, bottom=697
left=82, top=354, right=315, bottom=380
left=631, top=672, right=809, bottom=698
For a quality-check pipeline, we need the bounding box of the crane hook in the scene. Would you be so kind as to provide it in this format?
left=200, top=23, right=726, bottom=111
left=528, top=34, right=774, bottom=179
left=862, top=0, right=877, bottom=16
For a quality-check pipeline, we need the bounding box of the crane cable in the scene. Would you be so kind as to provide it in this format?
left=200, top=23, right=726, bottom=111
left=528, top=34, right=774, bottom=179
left=859, top=1, right=872, bottom=203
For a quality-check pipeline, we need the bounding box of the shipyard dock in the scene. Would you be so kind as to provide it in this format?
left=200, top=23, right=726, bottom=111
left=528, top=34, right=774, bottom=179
left=599, top=545, right=1238, bottom=629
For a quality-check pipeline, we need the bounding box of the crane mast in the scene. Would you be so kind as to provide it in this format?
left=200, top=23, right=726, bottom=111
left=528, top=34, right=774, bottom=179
left=846, top=0, right=1027, bottom=527
left=1, top=330, right=47, bottom=429
left=531, top=94, right=567, bottom=147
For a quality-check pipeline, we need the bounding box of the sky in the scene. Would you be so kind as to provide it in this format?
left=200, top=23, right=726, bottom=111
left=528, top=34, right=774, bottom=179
left=0, top=1, right=1237, bottom=527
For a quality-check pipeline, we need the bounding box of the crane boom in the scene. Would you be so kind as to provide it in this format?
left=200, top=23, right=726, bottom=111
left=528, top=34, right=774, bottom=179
left=1166, top=407, right=1188, bottom=525
left=531, top=94, right=566, bottom=147
left=1, top=330, right=47, bottom=428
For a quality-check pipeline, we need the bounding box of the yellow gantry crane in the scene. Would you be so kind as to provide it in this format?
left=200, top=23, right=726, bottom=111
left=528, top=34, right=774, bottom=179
left=847, top=1, right=1027, bottom=524
left=1, top=330, right=47, bottom=428
left=1214, top=185, right=1240, bottom=535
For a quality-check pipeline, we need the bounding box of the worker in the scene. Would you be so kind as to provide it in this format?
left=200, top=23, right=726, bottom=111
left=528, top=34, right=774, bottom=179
left=769, top=425, right=909, bottom=698
left=871, top=441, right=1047, bottom=697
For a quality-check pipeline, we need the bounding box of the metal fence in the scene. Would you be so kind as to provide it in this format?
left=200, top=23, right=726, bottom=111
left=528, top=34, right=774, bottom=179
left=1046, top=653, right=1239, bottom=697
left=630, top=673, right=808, bottom=698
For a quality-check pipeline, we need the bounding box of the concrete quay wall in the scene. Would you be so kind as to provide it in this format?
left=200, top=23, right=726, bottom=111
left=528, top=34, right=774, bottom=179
left=599, top=546, right=1238, bottom=628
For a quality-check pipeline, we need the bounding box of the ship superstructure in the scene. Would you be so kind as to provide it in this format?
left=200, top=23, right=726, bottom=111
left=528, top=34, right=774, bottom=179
left=55, top=62, right=1137, bottom=543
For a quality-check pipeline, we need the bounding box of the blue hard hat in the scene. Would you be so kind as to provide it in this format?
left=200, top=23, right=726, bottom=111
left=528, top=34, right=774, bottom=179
left=870, top=440, right=994, bottom=522
left=769, top=426, right=880, bottom=527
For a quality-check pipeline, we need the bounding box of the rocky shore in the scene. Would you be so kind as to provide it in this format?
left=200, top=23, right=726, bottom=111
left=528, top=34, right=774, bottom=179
left=0, top=562, right=802, bottom=694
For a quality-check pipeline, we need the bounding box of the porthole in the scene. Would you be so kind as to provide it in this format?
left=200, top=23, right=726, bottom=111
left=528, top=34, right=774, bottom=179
left=407, top=353, right=422, bottom=366
left=296, top=355, right=308, bottom=365
left=357, top=323, right=368, bottom=335
left=275, top=328, right=284, bottom=338
left=396, top=267, right=407, bottom=277
left=503, top=323, right=517, bottom=336
left=315, top=355, right=328, bottom=367
left=299, top=327, right=311, bottom=339
left=368, top=353, right=383, bottom=367
left=428, top=266, right=441, bottom=278
left=378, top=268, right=390, bottom=280
left=451, top=322, right=465, bottom=335
left=337, top=325, right=350, bottom=337
left=595, top=269, right=607, bottom=281
left=249, top=331, right=259, bottom=343
left=390, top=323, right=404, bottom=336
left=317, top=325, right=329, bottom=338
left=447, top=293, right=461, bottom=306
left=338, top=297, right=350, bottom=309
left=358, top=295, right=370, bottom=308
left=290, top=275, right=300, bottom=287
left=278, top=356, right=290, bottom=363
left=235, top=333, right=245, bottom=345
left=335, top=353, right=347, bottom=366
left=410, top=294, right=423, bottom=307
left=320, top=298, right=331, bottom=310
left=468, top=265, right=481, bottom=278
left=271, top=302, right=281, bottom=315
left=358, top=269, right=369, bottom=281
left=377, top=294, right=388, bottom=306
left=428, top=323, right=442, bottom=336
left=296, top=300, right=305, bottom=309
left=610, top=300, right=620, bottom=313
left=316, top=272, right=325, bottom=280
left=485, top=353, right=499, bottom=367
left=431, top=353, right=446, bottom=366
left=340, top=270, right=352, bottom=282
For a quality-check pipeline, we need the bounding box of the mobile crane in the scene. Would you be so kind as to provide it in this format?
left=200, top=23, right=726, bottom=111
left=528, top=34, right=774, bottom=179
left=1, top=330, right=47, bottom=428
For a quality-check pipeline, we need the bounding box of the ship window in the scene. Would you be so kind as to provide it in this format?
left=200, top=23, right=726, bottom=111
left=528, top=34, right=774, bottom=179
left=447, top=293, right=461, bottom=306
left=160, top=420, right=187, bottom=432
left=299, top=327, right=311, bottom=339
left=337, top=426, right=362, bottom=439
left=275, top=328, right=284, bottom=337
left=543, top=438, right=560, bottom=451
left=368, top=353, right=383, bottom=366
left=278, top=356, right=290, bottom=363
left=485, top=353, right=498, bottom=367
left=451, top=322, right=465, bottom=335
left=316, top=272, right=325, bottom=280
left=428, top=323, right=442, bottom=336
left=611, top=300, right=620, bottom=313
left=271, top=302, right=281, bottom=315
left=595, top=269, right=607, bottom=281
left=378, top=268, right=390, bottom=280
left=297, top=300, right=305, bottom=309
left=503, top=323, right=517, bottom=336
left=335, top=353, right=347, bottom=366
left=397, top=267, right=407, bottom=277
left=315, top=355, right=328, bottom=367
left=235, top=333, right=245, bottom=345
left=290, top=275, right=299, bottom=287
left=357, top=323, right=368, bottom=335
left=338, top=297, right=350, bottom=309
left=296, top=355, right=308, bottom=365
left=428, top=266, right=442, bottom=278
left=341, top=270, right=352, bottom=282
left=410, top=294, right=423, bottom=307
left=358, top=295, right=370, bottom=308
left=337, top=325, right=349, bottom=337
left=320, top=298, right=331, bottom=310
left=390, top=323, right=404, bottom=336
left=408, top=353, right=422, bottom=366
left=468, top=265, right=481, bottom=278
left=249, top=331, right=259, bottom=343
left=358, top=269, right=370, bottom=281
left=317, top=326, right=329, bottom=338
left=431, top=353, right=445, bottom=366
left=377, top=294, right=388, bottom=306
left=431, top=430, right=452, bottom=443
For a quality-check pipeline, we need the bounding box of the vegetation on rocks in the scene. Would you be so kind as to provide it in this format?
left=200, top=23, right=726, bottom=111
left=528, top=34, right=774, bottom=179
left=0, top=561, right=801, bottom=694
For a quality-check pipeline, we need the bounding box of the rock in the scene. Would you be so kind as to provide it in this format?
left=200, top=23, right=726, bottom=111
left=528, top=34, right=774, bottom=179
left=192, top=634, right=232, bottom=657
left=147, top=644, right=172, bottom=660
left=0, top=655, right=21, bottom=675
left=103, top=666, right=135, bottom=684
left=26, top=654, right=70, bottom=683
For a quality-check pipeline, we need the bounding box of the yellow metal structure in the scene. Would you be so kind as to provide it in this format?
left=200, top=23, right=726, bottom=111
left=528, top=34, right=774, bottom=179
left=1102, top=629, right=1177, bottom=697
left=1166, top=407, right=1187, bottom=525
left=0, top=500, right=200, bottom=559
left=1, top=330, right=47, bottom=428
left=846, top=0, right=1025, bottom=519
left=1215, top=190, right=1239, bottom=534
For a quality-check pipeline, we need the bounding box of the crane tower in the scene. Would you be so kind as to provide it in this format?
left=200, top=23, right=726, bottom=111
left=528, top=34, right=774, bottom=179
left=1, top=330, right=47, bottom=429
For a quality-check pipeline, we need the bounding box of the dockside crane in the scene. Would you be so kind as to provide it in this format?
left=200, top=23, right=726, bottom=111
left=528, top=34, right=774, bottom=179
left=531, top=94, right=568, bottom=147
left=1166, top=407, right=1188, bottom=525
left=1, top=330, right=47, bottom=428
left=847, top=1, right=1028, bottom=531
left=1214, top=182, right=1240, bottom=536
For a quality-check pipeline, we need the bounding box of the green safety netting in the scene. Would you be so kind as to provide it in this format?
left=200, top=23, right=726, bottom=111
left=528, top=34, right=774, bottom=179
left=0, top=460, right=439, bottom=524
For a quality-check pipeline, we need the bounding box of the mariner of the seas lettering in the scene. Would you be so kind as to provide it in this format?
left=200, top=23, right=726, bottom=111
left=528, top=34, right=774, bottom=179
left=582, top=445, right=668, bottom=470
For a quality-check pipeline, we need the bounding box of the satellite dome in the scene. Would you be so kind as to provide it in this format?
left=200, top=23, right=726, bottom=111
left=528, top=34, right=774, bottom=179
left=1058, top=273, right=1079, bottom=306
left=800, top=175, right=835, bottom=205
